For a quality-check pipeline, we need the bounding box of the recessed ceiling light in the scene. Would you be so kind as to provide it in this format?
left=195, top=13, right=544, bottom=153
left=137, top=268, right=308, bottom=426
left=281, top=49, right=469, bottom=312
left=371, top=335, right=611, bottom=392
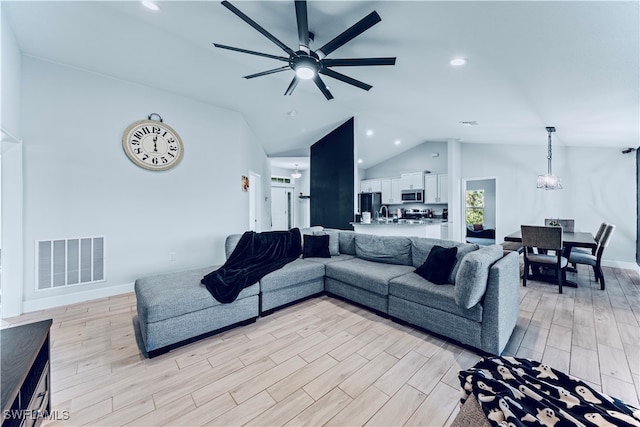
left=142, top=1, right=160, bottom=11
left=366, top=129, right=374, bottom=137
left=450, top=58, right=467, bottom=66
left=394, top=139, right=401, bottom=146
left=460, top=121, right=479, bottom=126
left=357, top=159, right=363, bottom=164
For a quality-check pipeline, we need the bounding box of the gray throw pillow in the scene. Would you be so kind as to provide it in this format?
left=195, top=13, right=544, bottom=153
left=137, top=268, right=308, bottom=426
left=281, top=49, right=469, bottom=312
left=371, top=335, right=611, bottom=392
left=454, top=244, right=503, bottom=309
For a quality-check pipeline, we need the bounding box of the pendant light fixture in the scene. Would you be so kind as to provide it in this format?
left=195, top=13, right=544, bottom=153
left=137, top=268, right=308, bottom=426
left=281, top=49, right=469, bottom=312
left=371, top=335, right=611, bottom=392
left=537, top=126, right=562, bottom=190
left=291, top=164, right=302, bottom=179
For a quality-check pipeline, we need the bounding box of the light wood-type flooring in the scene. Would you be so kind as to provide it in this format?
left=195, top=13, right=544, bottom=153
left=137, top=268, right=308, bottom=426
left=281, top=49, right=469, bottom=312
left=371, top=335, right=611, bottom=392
left=3, top=264, right=639, bottom=426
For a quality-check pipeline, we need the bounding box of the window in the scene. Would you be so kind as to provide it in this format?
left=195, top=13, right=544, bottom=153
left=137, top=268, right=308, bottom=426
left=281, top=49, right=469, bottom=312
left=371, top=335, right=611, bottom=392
left=466, top=189, right=484, bottom=225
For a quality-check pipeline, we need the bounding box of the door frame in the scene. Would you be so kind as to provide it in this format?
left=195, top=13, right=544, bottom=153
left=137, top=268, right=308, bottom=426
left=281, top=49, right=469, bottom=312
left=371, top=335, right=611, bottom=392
left=249, top=171, right=262, bottom=232
left=461, top=176, right=499, bottom=243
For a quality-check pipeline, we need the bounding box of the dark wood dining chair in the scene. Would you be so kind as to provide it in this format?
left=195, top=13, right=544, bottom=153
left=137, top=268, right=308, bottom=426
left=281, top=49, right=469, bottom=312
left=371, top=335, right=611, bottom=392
left=569, top=224, right=616, bottom=290
left=573, top=222, right=608, bottom=256
left=521, top=225, right=568, bottom=294
left=544, top=218, right=575, bottom=232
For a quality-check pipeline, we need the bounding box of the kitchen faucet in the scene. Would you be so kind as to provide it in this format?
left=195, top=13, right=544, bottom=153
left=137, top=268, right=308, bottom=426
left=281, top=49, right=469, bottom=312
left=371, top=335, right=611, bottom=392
left=379, top=205, right=389, bottom=220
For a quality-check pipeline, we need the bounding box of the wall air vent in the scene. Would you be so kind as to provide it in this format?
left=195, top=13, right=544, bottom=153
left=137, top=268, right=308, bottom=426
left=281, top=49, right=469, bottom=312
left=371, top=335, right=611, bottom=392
left=36, top=237, right=105, bottom=290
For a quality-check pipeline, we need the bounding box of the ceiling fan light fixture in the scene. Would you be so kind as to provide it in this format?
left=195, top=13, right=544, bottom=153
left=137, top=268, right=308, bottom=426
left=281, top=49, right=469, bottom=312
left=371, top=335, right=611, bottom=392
left=295, top=65, right=316, bottom=80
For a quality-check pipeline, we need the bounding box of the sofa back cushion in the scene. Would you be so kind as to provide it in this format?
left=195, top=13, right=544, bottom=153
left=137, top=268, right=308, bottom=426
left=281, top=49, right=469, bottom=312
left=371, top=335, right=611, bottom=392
left=313, top=229, right=340, bottom=256
left=454, top=244, right=504, bottom=309
left=410, top=237, right=478, bottom=283
left=337, top=230, right=356, bottom=255
left=355, top=234, right=412, bottom=265
left=225, top=234, right=243, bottom=259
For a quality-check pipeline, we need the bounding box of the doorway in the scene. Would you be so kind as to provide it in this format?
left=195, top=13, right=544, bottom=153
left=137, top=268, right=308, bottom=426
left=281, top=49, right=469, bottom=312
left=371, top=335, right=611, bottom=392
left=271, top=186, right=294, bottom=230
left=463, top=177, right=497, bottom=241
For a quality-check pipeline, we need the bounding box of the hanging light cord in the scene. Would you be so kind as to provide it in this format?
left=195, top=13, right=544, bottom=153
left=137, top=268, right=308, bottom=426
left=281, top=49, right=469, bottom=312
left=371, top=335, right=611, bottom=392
left=547, top=129, right=553, bottom=175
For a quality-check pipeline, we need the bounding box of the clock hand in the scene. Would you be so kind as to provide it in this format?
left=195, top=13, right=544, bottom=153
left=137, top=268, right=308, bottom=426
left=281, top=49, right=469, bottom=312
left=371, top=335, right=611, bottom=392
left=153, top=135, right=158, bottom=152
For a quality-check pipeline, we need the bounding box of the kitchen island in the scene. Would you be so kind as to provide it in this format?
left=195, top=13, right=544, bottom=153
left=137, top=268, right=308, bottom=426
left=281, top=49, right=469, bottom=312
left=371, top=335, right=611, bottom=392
left=351, top=219, right=446, bottom=238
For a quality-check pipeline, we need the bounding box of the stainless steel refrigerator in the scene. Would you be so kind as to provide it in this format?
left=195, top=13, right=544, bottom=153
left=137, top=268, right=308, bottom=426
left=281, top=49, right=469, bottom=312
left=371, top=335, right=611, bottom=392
left=359, top=192, right=382, bottom=216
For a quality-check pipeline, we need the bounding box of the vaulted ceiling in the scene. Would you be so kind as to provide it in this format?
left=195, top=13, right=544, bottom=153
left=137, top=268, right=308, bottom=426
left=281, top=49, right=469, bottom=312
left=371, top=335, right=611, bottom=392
left=3, top=1, right=639, bottom=168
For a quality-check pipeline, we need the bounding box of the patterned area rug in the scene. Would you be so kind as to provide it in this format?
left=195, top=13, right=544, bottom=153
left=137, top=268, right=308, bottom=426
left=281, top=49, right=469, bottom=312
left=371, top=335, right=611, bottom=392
left=459, top=356, right=640, bottom=427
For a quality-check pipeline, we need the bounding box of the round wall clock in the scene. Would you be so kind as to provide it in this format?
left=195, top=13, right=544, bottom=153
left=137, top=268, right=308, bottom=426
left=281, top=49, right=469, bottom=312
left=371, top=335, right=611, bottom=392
left=122, top=113, right=184, bottom=171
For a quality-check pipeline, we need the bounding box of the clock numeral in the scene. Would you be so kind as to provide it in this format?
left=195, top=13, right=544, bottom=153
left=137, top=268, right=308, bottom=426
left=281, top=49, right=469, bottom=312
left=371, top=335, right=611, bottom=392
left=167, top=152, right=175, bottom=158
left=131, top=141, right=140, bottom=146
left=152, top=126, right=161, bottom=134
left=133, top=148, right=142, bottom=154
left=142, top=154, right=149, bottom=161
left=160, top=157, right=168, bottom=164
left=151, top=157, right=159, bottom=165
left=169, top=146, right=178, bottom=151
left=167, top=137, right=175, bottom=143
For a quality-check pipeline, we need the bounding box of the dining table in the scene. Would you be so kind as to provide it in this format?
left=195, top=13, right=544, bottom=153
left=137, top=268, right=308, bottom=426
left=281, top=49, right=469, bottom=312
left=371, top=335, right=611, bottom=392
left=503, top=230, right=597, bottom=287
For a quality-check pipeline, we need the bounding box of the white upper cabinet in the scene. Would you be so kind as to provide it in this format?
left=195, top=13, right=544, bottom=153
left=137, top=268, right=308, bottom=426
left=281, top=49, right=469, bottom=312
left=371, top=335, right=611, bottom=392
left=360, top=179, right=381, bottom=193
left=381, top=178, right=402, bottom=204
left=400, top=172, right=424, bottom=190
left=424, top=173, right=448, bottom=203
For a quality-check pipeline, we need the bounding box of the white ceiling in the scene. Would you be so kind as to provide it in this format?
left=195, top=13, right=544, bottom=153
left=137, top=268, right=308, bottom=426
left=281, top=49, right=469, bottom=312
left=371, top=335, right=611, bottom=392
left=3, top=1, right=639, bottom=169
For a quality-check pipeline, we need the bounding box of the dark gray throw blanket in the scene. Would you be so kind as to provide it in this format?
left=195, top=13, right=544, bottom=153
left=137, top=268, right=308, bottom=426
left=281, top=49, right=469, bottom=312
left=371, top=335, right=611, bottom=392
left=201, top=228, right=302, bottom=303
left=459, top=356, right=640, bottom=427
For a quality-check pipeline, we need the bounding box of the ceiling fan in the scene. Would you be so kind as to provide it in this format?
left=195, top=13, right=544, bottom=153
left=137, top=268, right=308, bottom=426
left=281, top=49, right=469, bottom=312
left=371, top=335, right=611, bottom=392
left=214, top=0, right=396, bottom=100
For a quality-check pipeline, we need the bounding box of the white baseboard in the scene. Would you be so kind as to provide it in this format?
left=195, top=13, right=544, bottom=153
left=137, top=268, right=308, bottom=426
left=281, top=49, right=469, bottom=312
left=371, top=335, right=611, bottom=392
left=602, top=259, right=640, bottom=273
left=23, top=282, right=134, bottom=313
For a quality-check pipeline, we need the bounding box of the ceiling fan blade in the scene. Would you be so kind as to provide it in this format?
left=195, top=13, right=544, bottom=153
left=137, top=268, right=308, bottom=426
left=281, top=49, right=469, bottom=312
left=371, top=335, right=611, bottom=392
left=221, top=1, right=295, bottom=56
left=295, top=1, right=310, bottom=52
left=322, top=57, right=396, bottom=67
left=244, top=66, right=291, bottom=79
left=316, top=11, right=381, bottom=58
left=313, top=75, right=334, bottom=100
left=319, top=68, right=372, bottom=91
left=213, top=44, right=290, bottom=62
left=284, top=76, right=299, bottom=96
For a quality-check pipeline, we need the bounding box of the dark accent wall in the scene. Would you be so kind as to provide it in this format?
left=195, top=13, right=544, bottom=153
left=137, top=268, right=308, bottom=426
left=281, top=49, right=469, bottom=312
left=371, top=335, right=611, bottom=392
left=310, top=118, right=354, bottom=230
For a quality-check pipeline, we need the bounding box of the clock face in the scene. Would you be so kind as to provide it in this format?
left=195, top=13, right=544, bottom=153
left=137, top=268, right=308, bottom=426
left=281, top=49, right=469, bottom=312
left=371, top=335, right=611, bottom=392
left=122, top=120, right=184, bottom=171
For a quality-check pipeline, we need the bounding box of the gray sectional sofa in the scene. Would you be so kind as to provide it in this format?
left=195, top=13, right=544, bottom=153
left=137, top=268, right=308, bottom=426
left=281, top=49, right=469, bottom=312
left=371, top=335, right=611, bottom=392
left=134, top=226, right=520, bottom=357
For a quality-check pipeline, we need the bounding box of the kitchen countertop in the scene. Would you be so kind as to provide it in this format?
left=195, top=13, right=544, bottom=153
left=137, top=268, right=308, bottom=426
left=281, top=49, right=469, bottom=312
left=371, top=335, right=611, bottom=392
left=350, top=219, right=447, bottom=226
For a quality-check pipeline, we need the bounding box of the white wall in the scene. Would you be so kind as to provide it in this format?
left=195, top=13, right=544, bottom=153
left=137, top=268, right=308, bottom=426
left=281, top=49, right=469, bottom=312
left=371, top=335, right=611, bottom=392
left=363, top=141, right=449, bottom=179
left=19, top=56, right=271, bottom=310
left=1, top=8, right=24, bottom=318
left=461, top=143, right=636, bottom=265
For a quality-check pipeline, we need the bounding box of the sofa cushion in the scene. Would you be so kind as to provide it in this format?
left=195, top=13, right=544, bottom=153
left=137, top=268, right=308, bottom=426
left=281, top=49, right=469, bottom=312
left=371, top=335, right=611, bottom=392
left=389, top=272, right=483, bottom=322
left=325, top=258, right=414, bottom=296
left=338, top=230, right=356, bottom=255
left=314, top=229, right=340, bottom=256
left=135, top=266, right=259, bottom=323
left=410, top=237, right=478, bottom=283
left=455, top=244, right=504, bottom=309
left=415, top=245, right=458, bottom=285
left=259, top=258, right=325, bottom=292
left=304, top=254, right=355, bottom=265
left=302, top=234, right=331, bottom=258
left=225, top=234, right=243, bottom=259
left=355, top=234, right=412, bottom=265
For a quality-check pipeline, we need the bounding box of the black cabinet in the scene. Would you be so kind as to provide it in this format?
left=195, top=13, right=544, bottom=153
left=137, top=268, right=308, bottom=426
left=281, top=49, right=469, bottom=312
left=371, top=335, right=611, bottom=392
left=1, top=319, right=52, bottom=427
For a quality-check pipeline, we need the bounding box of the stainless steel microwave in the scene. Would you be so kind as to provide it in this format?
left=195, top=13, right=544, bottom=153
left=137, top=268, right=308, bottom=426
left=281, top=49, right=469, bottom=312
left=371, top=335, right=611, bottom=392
left=401, top=190, right=423, bottom=203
